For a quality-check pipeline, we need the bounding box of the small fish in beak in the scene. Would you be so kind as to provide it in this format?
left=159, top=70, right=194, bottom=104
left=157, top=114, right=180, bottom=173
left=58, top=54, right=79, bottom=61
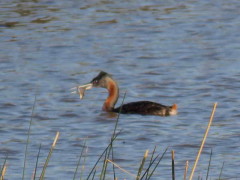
left=71, top=83, right=93, bottom=99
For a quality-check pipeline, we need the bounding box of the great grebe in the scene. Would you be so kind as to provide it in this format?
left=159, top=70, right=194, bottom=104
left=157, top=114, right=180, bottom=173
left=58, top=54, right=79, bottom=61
left=71, top=71, right=177, bottom=116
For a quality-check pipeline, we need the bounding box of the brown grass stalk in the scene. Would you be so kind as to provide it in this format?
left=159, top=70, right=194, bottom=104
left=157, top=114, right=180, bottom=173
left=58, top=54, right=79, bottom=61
left=189, top=102, right=218, bottom=180
left=0, top=164, right=7, bottom=180
left=136, top=150, right=149, bottom=180
left=184, top=160, right=188, bottom=180
left=107, top=159, right=136, bottom=178
left=39, top=131, right=60, bottom=180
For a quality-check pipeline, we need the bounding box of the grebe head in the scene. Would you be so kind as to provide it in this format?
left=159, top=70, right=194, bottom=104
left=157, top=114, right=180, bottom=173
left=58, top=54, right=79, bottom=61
left=72, top=71, right=119, bottom=112
left=71, top=71, right=113, bottom=99
left=90, top=71, right=110, bottom=88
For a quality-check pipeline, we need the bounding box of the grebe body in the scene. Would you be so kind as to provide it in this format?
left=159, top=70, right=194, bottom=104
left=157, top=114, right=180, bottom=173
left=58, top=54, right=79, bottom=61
left=73, top=71, right=177, bottom=116
left=114, top=101, right=177, bottom=116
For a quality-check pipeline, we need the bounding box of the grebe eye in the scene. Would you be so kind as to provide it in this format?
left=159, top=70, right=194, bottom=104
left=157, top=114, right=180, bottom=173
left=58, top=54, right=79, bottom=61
left=94, top=80, right=98, bottom=84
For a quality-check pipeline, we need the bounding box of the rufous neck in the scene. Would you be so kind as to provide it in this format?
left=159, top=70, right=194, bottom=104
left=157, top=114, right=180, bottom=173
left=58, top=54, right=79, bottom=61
left=102, top=77, right=119, bottom=112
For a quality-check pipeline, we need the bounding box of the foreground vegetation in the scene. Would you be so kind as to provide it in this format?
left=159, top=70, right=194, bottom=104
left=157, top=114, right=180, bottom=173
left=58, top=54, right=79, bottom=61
left=1, top=102, right=225, bottom=180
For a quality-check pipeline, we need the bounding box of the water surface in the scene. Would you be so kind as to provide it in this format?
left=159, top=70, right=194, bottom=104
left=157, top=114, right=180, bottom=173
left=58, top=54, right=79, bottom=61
left=1, top=0, right=240, bottom=179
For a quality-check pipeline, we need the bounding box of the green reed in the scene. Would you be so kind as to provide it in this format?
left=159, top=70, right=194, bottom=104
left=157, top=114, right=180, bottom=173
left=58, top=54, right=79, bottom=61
left=96, top=92, right=127, bottom=180
left=22, top=95, right=36, bottom=180
left=206, top=148, right=213, bottom=180
left=219, top=161, right=225, bottom=180
left=86, top=134, right=119, bottom=180
left=80, top=145, right=88, bottom=180
left=73, top=140, right=87, bottom=180
left=33, top=143, right=42, bottom=180
left=142, top=147, right=168, bottom=180
left=145, top=146, right=157, bottom=179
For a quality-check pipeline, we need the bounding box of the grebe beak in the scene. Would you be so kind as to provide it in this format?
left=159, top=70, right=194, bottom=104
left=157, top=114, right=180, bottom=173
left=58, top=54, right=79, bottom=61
left=71, top=83, right=93, bottom=99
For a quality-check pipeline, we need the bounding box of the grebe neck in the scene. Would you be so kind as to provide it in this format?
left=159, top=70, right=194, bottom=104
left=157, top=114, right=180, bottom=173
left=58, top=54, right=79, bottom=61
left=102, top=77, right=119, bottom=112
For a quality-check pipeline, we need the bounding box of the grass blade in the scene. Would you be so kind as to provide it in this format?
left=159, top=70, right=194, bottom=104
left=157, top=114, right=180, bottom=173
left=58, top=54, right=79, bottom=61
left=183, top=161, right=188, bottom=180
left=86, top=133, right=119, bottom=180
left=145, top=146, right=157, bottom=180
left=100, top=148, right=109, bottom=180
left=91, top=169, right=97, bottom=180
left=22, top=95, right=36, bottom=180
left=80, top=146, right=88, bottom=180
left=218, top=162, right=224, bottom=180
left=0, top=155, right=8, bottom=180
left=73, top=140, right=86, bottom=180
left=0, top=164, right=7, bottom=180
left=136, top=150, right=149, bottom=180
left=99, top=92, right=127, bottom=180
left=107, top=159, right=136, bottom=178
left=33, top=143, right=42, bottom=180
left=39, top=131, right=60, bottom=180
left=140, top=146, right=168, bottom=180
left=0, top=155, right=8, bottom=177
left=189, top=102, right=217, bottom=180
left=206, top=148, right=212, bottom=180
left=111, top=91, right=126, bottom=139
left=145, top=147, right=168, bottom=180
left=171, top=150, right=175, bottom=180
left=111, top=146, right=116, bottom=180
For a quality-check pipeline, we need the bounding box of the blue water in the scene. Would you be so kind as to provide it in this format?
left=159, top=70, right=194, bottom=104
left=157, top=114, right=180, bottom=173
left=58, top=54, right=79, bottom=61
left=1, top=0, right=240, bottom=179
